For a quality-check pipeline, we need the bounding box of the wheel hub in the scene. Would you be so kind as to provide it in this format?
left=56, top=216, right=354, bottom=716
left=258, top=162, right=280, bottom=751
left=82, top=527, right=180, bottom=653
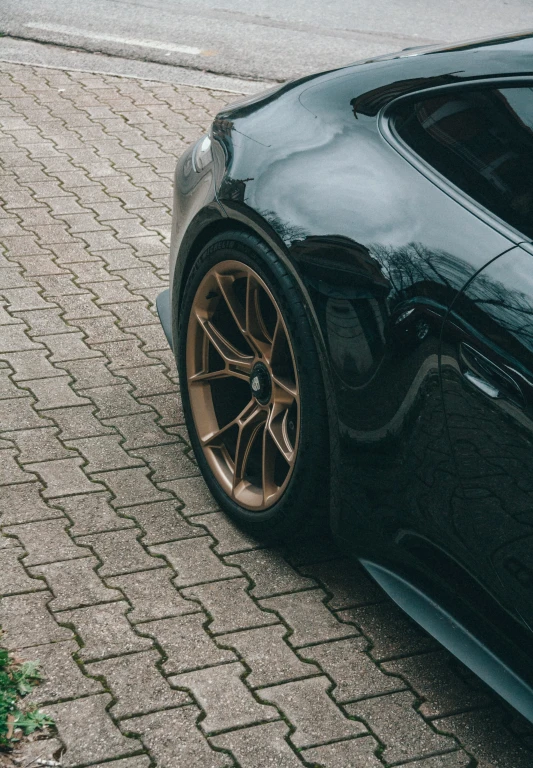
left=250, top=362, right=272, bottom=405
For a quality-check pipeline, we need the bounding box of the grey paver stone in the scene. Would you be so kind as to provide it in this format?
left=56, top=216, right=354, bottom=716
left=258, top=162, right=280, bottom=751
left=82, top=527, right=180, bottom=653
left=346, top=691, right=456, bottom=763
left=260, top=676, right=366, bottom=748
left=303, top=637, right=405, bottom=703
left=226, top=549, right=317, bottom=598
left=86, top=383, right=151, bottom=419
left=77, top=528, right=165, bottom=576
left=25, top=457, right=105, bottom=498
left=117, top=364, right=177, bottom=397
left=46, top=404, right=116, bottom=439
left=0, top=368, right=28, bottom=399
left=189, top=512, right=259, bottom=555
left=0, top=548, right=47, bottom=595
left=160, top=476, right=218, bottom=515
left=94, top=339, right=154, bottom=369
left=4, top=518, right=89, bottom=565
left=260, top=589, right=359, bottom=647
left=5, top=426, right=71, bottom=463
left=79, top=759, right=151, bottom=768
left=87, top=649, right=190, bottom=718
left=1, top=349, right=62, bottom=380
left=0, top=398, right=49, bottom=431
left=104, top=411, right=176, bottom=448
left=0, top=591, right=72, bottom=649
left=140, top=392, right=183, bottom=426
left=58, top=491, right=135, bottom=535
left=299, top=560, right=385, bottom=610
left=122, top=706, right=230, bottom=768
left=221, top=624, right=318, bottom=688
left=151, top=537, right=240, bottom=586
left=129, top=443, right=199, bottom=483
left=301, top=736, right=383, bottom=768
left=397, top=753, right=471, bottom=768
left=61, top=601, right=152, bottom=661
left=42, top=694, right=140, bottom=768
left=210, top=721, right=303, bottom=768
left=107, top=569, right=199, bottom=623
left=0, top=448, right=32, bottom=484
left=1, top=287, right=53, bottom=313
left=170, top=662, right=278, bottom=733
left=37, top=331, right=101, bottom=361
left=14, top=306, right=76, bottom=337
left=67, top=434, right=143, bottom=473
left=25, top=375, right=91, bottom=409
left=182, top=578, right=278, bottom=634
left=124, top=500, right=202, bottom=545
left=0, top=482, right=61, bottom=524
left=70, top=314, right=132, bottom=343
left=383, top=651, right=492, bottom=718
left=339, top=602, right=437, bottom=661
left=26, top=639, right=102, bottom=704
left=56, top=357, right=119, bottom=389
left=31, top=556, right=122, bottom=611
left=99, top=466, right=172, bottom=507
left=143, top=613, right=236, bottom=674
left=54, top=292, right=109, bottom=319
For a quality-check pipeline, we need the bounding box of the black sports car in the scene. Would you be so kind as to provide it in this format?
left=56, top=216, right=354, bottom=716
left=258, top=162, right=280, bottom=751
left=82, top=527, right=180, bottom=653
left=157, top=31, right=533, bottom=722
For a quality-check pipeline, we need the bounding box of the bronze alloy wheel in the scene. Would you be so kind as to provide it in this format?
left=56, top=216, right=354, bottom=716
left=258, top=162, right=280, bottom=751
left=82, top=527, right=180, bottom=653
left=186, top=259, right=300, bottom=511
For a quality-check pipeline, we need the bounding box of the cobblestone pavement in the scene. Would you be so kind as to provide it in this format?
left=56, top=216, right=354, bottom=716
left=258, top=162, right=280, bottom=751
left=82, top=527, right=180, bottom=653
left=1, top=61, right=533, bottom=768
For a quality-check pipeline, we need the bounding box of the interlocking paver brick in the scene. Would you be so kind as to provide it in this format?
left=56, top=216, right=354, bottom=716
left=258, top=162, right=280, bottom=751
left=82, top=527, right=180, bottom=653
left=1, top=349, right=63, bottom=380
left=77, top=528, right=165, bottom=576
left=86, top=383, right=152, bottom=419
left=170, top=662, right=278, bottom=733
left=0, top=368, right=28, bottom=399
left=93, top=339, right=155, bottom=370
left=0, top=482, right=61, bottom=524
left=67, top=434, right=143, bottom=473
left=31, top=556, right=122, bottom=611
left=394, top=754, right=471, bottom=767
left=4, top=518, right=89, bottom=565
left=70, top=314, right=131, bottom=345
left=107, top=569, right=198, bottom=623
left=54, top=292, right=109, bottom=319
left=88, top=649, right=190, bottom=718
left=162, top=476, right=218, bottom=515
left=106, top=364, right=177, bottom=398
left=81, top=759, right=151, bottom=768
left=107, top=300, right=158, bottom=328
left=140, top=392, right=183, bottom=426
left=299, top=559, right=385, bottom=609
left=0, top=547, right=47, bottom=595
left=142, top=614, right=236, bottom=674
left=301, top=736, right=383, bottom=768
left=260, top=676, right=366, bottom=747
left=346, top=691, right=456, bottom=763
left=226, top=549, right=317, bottom=598
left=59, top=491, right=135, bottom=535
left=43, top=694, right=140, bottom=768
left=5, top=426, right=72, bottom=463
left=61, top=601, right=152, bottom=661
left=182, top=578, right=278, bottom=634
left=56, top=357, right=119, bottom=389
left=124, top=500, right=201, bottom=545
left=104, top=411, right=176, bottom=448
left=14, top=306, right=77, bottom=337
left=152, top=537, right=240, bottom=586
left=0, top=591, right=72, bottom=649
left=0, top=447, right=33, bottom=484
left=24, top=375, right=91, bottom=409
left=99, top=466, right=172, bottom=507
left=260, top=589, right=358, bottom=647
left=189, top=512, right=259, bottom=555
left=210, top=721, right=303, bottom=768
left=220, top=624, right=318, bottom=688
left=1, top=287, right=53, bottom=312
left=303, top=637, right=405, bottom=703
left=129, top=443, right=199, bottom=483
left=36, top=273, right=86, bottom=296
left=47, top=404, right=116, bottom=439
left=383, top=651, right=492, bottom=718
left=25, top=457, right=105, bottom=498
left=122, top=707, right=230, bottom=768
left=339, top=602, right=437, bottom=661
left=26, top=639, right=102, bottom=704
left=37, top=330, right=101, bottom=361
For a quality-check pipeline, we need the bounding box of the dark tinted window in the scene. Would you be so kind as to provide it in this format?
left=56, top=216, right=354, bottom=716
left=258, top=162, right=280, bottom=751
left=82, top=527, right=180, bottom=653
left=394, top=86, right=533, bottom=239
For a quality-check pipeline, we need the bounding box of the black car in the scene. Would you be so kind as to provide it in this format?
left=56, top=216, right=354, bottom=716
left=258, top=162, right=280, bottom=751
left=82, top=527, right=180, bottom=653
left=156, top=31, right=533, bottom=722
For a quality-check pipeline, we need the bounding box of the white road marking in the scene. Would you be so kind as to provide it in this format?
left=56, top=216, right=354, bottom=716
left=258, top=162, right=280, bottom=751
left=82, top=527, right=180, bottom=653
left=25, top=23, right=203, bottom=55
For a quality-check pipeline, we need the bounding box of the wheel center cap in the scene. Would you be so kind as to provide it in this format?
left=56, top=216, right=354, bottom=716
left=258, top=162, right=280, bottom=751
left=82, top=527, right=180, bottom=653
left=250, top=362, right=272, bottom=405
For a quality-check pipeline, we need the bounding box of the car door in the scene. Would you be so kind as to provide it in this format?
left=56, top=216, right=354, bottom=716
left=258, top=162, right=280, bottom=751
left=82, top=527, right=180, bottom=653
left=441, top=243, right=533, bottom=630
left=431, top=83, right=533, bottom=628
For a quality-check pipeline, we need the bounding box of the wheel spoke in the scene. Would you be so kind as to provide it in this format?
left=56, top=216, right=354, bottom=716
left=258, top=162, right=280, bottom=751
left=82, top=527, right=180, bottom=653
left=215, top=273, right=247, bottom=336
left=196, top=313, right=254, bottom=371
left=189, top=368, right=250, bottom=385
left=202, top=398, right=256, bottom=448
left=233, top=403, right=266, bottom=487
left=262, top=425, right=279, bottom=505
left=267, top=404, right=295, bottom=466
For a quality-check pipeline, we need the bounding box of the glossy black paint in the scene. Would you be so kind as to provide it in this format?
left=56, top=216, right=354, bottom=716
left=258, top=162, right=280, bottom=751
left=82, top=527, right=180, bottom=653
left=164, top=31, right=533, bottom=719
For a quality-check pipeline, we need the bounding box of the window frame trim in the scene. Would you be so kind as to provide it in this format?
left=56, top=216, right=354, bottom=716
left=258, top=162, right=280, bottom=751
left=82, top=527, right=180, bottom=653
left=378, top=76, right=533, bottom=246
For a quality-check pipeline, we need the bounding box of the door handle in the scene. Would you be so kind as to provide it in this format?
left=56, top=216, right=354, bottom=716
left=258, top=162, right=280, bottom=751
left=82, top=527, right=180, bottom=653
left=459, top=343, right=525, bottom=407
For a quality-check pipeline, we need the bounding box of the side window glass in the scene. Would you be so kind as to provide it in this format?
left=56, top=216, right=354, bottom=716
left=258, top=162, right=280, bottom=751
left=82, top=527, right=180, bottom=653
left=393, top=86, right=533, bottom=239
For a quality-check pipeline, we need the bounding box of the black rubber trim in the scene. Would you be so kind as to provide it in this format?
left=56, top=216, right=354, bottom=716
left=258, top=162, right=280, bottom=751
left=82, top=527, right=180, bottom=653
left=156, top=288, right=173, bottom=350
left=361, top=559, right=533, bottom=723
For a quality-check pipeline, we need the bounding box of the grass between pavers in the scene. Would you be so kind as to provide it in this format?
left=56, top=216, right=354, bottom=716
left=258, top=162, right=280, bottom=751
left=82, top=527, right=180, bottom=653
left=0, top=636, right=53, bottom=752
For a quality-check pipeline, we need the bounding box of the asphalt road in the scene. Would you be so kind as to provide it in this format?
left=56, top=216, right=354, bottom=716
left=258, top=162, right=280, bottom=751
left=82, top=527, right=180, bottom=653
left=1, top=0, right=533, bottom=82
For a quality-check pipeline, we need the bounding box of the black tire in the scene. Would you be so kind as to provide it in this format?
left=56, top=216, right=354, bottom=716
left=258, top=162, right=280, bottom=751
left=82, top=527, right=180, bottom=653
left=177, top=229, right=330, bottom=539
